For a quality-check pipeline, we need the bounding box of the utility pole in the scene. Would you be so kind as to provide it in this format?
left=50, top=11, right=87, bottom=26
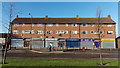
left=44, top=23, right=46, bottom=47
left=29, top=13, right=33, bottom=50
left=97, top=8, right=103, bottom=65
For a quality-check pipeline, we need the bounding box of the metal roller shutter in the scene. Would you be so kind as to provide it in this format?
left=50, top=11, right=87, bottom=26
left=80, top=41, right=93, bottom=49
left=32, top=41, right=44, bottom=48
left=11, top=39, right=24, bottom=47
left=45, top=38, right=58, bottom=48
left=102, top=41, right=115, bottom=48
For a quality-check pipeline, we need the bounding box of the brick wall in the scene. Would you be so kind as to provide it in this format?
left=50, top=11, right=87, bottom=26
left=11, top=23, right=116, bottom=39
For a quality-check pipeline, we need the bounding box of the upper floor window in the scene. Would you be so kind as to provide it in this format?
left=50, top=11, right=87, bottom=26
left=66, top=24, right=68, bottom=26
left=72, top=24, right=77, bottom=26
left=99, top=31, right=104, bottom=34
left=56, top=30, right=68, bottom=34
left=56, top=31, right=59, bottom=34
left=90, top=24, right=94, bottom=27
left=31, top=30, right=34, bottom=34
left=64, top=31, right=68, bottom=34
left=90, top=31, right=95, bottom=34
left=82, top=31, right=87, bottom=34
left=37, top=30, right=43, bottom=34
left=46, top=31, right=52, bottom=34
left=13, top=30, right=18, bottom=34
left=59, top=30, right=65, bottom=34
left=107, top=31, right=113, bottom=34
left=82, top=24, right=87, bottom=27
left=14, top=24, right=18, bottom=26
left=31, top=24, right=34, bottom=26
left=22, top=24, right=25, bottom=26
left=108, top=24, right=113, bottom=27
left=46, top=24, right=53, bottom=26
left=100, top=24, right=104, bottom=26
left=72, top=31, right=78, bottom=34
left=56, top=24, right=59, bottom=26
left=37, top=24, right=43, bottom=26
left=22, top=30, right=34, bottom=34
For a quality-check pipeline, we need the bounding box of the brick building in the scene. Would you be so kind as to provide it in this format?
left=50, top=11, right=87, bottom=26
left=116, top=36, right=120, bottom=48
left=10, top=15, right=116, bottom=49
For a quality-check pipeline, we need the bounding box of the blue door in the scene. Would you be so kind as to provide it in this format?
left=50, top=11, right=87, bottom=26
left=71, top=41, right=79, bottom=48
left=94, top=42, right=99, bottom=48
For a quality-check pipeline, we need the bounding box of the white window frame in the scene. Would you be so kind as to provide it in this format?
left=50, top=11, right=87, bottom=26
left=72, top=31, right=78, bottom=34
left=64, top=31, right=68, bottom=34
left=99, top=31, right=104, bottom=34
left=56, top=31, right=59, bottom=34
left=107, top=31, right=113, bottom=34
left=59, top=30, right=65, bottom=34
left=46, top=31, right=52, bottom=34
left=31, top=24, right=34, bottom=26
left=37, top=30, right=43, bottom=34
left=108, top=24, right=113, bottom=27
left=100, top=24, right=104, bottom=26
left=90, top=31, right=95, bottom=34
left=22, top=30, right=24, bottom=34
left=14, top=24, right=18, bottom=26
left=22, top=30, right=34, bottom=34
left=22, top=24, right=25, bottom=26
left=82, top=31, right=87, bottom=34
left=37, top=24, right=43, bottom=26
left=56, top=24, right=59, bottom=26
left=66, top=24, right=68, bottom=26
left=72, top=24, right=77, bottom=27
left=46, top=24, right=53, bottom=26
left=90, top=24, right=94, bottom=27
left=13, top=30, right=18, bottom=34
left=82, top=24, right=87, bottom=27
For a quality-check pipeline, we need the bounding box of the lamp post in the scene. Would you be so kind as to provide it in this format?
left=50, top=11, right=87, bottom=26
left=29, top=13, right=33, bottom=50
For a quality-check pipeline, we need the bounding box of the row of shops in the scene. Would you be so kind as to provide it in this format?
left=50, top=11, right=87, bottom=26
left=11, top=38, right=116, bottom=49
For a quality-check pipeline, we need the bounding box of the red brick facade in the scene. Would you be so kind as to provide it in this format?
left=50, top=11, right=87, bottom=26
left=11, top=15, right=116, bottom=39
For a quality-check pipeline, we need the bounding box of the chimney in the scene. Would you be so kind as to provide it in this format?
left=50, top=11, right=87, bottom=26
left=108, top=15, right=111, bottom=18
left=45, top=15, right=48, bottom=19
left=16, top=15, right=19, bottom=18
left=76, top=15, right=79, bottom=19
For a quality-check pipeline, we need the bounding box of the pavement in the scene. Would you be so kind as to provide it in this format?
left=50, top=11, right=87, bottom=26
left=4, top=48, right=119, bottom=59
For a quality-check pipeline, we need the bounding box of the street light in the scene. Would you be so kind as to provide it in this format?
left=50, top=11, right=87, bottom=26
left=29, top=13, right=33, bottom=50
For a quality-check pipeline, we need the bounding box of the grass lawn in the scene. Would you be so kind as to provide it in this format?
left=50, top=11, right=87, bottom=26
left=1, top=58, right=119, bottom=68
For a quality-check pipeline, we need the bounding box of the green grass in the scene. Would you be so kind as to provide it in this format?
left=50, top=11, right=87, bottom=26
left=1, top=58, right=119, bottom=68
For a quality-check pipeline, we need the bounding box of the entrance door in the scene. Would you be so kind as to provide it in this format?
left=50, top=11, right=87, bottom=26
left=24, top=41, right=30, bottom=47
left=94, top=42, right=99, bottom=48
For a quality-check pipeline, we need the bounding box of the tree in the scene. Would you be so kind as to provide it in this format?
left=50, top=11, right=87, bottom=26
left=96, top=8, right=104, bottom=65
